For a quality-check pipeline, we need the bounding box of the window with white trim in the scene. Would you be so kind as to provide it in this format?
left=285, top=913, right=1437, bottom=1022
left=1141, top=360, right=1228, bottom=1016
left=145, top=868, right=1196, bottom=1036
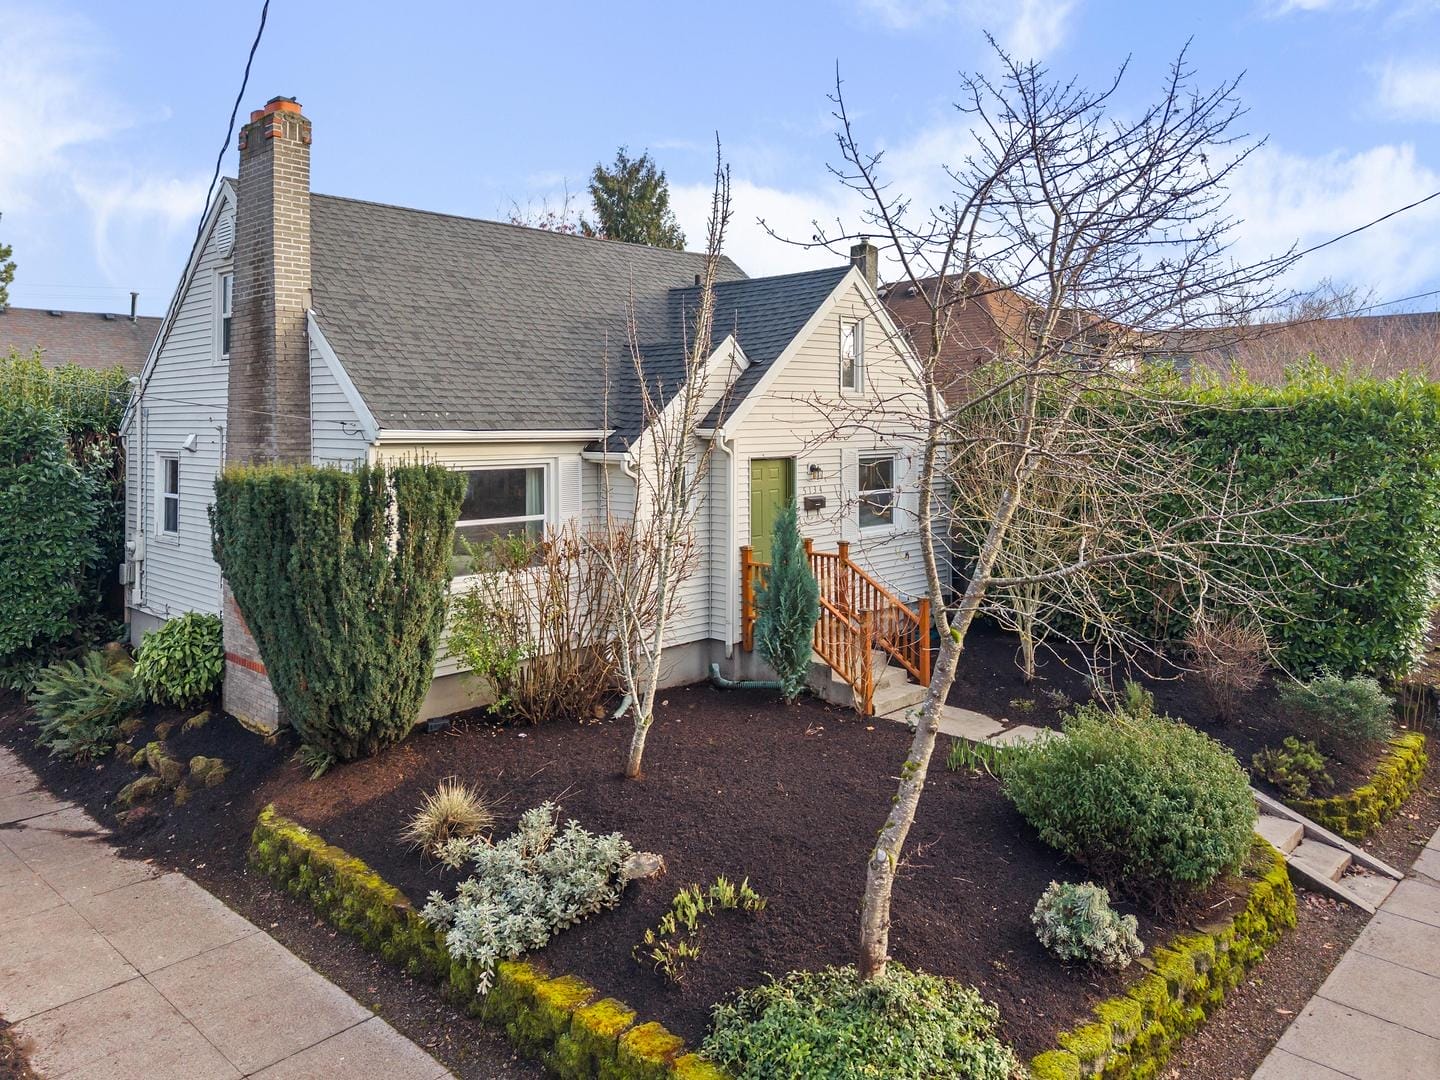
left=454, top=466, right=547, bottom=554
left=158, top=455, right=180, bottom=535
left=858, top=453, right=895, bottom=529
left=840, top=318, right=864, bottom=391
left=218, top=272, right=234, bottom=361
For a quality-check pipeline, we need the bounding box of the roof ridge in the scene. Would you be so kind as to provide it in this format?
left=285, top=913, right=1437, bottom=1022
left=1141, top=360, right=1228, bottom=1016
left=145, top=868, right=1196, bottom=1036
left=311, top=190, right=739, bottom=267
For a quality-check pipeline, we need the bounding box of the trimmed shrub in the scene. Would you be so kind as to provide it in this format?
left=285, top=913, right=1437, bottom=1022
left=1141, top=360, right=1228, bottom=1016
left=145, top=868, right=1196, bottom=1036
left=754, top=502, right=819, bottom=703
left=210, top=462, right=465, bottom=763
left=1252, top=736, right=1331, bottom=799
left=421, top=802, right=634, bottom=994
left=0, top=395, right=97, bottom=659
left=1001, top=704, right=1257, bottom=902
left=134, top=612, right=224, bottom=708
left=1032, top=880, right=1144, bottom=970
left=1277, top=671, right=1395, bottom=753
left=703, top=965, right=1020, bottom=1080
left=29, top=650, right=142, bottom=760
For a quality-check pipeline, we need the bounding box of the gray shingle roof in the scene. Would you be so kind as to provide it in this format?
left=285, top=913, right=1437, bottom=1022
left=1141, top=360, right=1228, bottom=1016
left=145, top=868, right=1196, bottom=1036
left=309, top=194, right=851, bottom=438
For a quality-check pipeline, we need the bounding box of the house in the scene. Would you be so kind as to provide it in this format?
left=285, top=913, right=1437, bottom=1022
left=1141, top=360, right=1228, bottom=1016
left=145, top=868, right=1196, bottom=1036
left=1168, top=311, right=1440, bottom=381
left=0, top=302, right=160, bottom=373
left=122, top=96, right=936, bottom=729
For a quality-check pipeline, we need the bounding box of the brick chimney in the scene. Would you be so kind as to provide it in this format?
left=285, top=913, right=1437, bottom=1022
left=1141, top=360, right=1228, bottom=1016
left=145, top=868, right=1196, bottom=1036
left=850, top=237, right=878, bottom=291
left=228, top=95, right=312, bottom=464
left=223, top=95, right=312, bottom=734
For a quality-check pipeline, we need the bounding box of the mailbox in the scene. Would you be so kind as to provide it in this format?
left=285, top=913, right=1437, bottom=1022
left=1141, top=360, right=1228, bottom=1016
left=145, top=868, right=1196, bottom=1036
left=803, top=495, right=827, bottom=512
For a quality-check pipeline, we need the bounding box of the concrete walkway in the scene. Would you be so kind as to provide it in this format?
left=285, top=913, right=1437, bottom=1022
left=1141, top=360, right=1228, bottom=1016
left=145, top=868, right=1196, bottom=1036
left=1253, top=823, right=1440, bottom=1079
left=0, top=747, right=451, bottom=1079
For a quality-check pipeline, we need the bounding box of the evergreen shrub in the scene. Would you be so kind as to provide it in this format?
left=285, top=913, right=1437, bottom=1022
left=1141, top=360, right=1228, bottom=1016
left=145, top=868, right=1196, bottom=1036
left=134, top=612, right=224, bottom=707
left=754, top=502, right=819, bottom=703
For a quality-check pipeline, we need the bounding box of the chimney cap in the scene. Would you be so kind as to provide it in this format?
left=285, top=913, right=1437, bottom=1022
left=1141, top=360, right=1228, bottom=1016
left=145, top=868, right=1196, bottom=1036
left=250, top=96, right=303, bottom=122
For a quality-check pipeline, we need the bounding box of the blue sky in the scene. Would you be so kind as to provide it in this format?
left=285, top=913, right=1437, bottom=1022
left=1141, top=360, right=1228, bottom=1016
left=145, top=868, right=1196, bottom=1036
left=2, top=0, right=1439, bottom=317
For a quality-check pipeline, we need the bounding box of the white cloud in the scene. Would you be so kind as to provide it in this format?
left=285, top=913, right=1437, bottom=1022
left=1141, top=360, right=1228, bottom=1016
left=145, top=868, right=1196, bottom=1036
left=856, top=0, right=1078, bottom=59
left=1262, top=0, right=1376, bottom=14
left=74, top=174, right=211, bottom=282
left=1225, top=143, right=1440, bottom=298
left=670, top=178, right=865, bottom=276
left=1376, top=59, right=1440, bottom=121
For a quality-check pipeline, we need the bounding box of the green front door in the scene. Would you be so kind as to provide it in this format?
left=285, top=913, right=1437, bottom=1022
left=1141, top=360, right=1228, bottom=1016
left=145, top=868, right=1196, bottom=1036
left=749, top=458, right=795, bottom=564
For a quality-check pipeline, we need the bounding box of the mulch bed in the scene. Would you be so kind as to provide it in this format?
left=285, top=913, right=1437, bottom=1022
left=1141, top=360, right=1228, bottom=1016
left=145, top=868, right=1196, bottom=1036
left=0, top=1020, right=39, bottom=1080
left=947, top=620, right=1388, bottom=794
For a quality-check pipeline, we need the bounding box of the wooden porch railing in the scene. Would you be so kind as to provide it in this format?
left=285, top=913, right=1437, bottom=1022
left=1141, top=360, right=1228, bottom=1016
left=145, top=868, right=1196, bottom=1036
left=740, top=540, right=932, bottom=713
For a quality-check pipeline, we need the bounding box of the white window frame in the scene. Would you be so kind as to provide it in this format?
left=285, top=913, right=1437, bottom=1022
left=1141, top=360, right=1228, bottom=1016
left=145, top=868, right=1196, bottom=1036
left=156, top=453, right=180, bottom=538
left=216, top=270, right=234, bottom=362
left=857, top=451, right=896, bottom=531
left=453, top=462, right=551, bottom=544
left=840, top=317, right=865, bottom=392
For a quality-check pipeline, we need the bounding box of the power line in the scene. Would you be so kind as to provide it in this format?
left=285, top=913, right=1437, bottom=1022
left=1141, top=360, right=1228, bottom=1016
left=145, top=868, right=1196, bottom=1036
left=193, top=0, right=271, bottom=251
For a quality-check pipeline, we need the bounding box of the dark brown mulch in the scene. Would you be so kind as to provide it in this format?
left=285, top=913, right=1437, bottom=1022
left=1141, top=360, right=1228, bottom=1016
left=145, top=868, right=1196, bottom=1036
left=0, top=695, right=542, bottom=1080
left=0, top=1019, right=39, bottom=1080
left=947, top=620, right=1387, bottom=794
left=259, top=685, right=1257, bottom=1058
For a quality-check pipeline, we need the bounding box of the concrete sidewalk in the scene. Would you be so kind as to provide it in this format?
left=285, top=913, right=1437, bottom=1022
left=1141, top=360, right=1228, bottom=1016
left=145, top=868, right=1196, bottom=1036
left=1252, top=823, right=1440, bottom=1079
left=0, top=747, right=452, bottom=1080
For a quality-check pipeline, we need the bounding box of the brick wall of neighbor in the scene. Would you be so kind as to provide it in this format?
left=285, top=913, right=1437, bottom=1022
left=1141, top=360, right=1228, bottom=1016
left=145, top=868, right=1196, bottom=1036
left=222, top=96, right=313, bottom=732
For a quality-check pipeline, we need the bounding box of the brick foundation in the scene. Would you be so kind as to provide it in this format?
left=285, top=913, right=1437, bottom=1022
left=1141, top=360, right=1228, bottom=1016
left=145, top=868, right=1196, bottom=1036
left=222, top=581, right=282, bottom=734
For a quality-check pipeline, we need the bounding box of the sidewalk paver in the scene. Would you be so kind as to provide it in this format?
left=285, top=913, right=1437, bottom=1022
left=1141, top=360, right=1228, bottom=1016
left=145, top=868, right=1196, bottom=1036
left=0, top=746, right=450, bottom=1079
left=1252, top=820, right=1440, bottom=1080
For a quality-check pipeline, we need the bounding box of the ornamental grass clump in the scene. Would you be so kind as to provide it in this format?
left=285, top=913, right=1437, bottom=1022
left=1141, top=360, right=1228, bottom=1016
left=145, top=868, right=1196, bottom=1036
left=1032, top=880, right=1144, bottom=970
left=703, top=964, right=1020, bottom=1080
left=1001, top=703, right=1257, bottom=904
left=421, top=802, right=632, bottom=993
left=400, top=778, right=495, bottom=858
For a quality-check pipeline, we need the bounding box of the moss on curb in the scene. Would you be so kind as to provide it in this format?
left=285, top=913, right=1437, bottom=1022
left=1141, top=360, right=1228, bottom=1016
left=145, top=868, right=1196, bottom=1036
left=1295, top=732, right=1428, bottom=841
left=249, top=804, right=724, bottom=1079
left=1030, top=837, right=1296, bottom=1080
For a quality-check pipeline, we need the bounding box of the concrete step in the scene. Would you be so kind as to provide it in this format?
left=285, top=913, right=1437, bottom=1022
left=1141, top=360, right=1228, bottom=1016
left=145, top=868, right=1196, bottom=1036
left=936, top=705, right=1006, bottom=742
left=986, top=724, right=1049, bottom=748
left=1338, top=870, right=1399, bottom=910
left=1291, top=839, right=1353, bottom=883
left=870, top=680, right=927, bottom=717
left=1256, top=814, right=1305, bottom=856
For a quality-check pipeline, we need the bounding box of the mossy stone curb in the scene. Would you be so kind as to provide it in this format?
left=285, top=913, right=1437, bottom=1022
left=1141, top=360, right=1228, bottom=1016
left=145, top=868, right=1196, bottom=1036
left=249, top=804, right=727, bottom=1080
left=1029, top=837, right=1296, bottom=1080
left=1294, top=732, right=1428, bottom=842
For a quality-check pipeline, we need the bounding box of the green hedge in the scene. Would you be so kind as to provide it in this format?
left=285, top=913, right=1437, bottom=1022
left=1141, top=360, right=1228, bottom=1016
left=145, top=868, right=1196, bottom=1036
left=249, top=805, right=725, bottom=1079
left=1168, top=365, right=1440, bottom=678
left=1294, top=732, right=1429, bottom=841
left=1029, top=837, right=1296, bottom=1080
left=211, top=462, right=464, bottom=763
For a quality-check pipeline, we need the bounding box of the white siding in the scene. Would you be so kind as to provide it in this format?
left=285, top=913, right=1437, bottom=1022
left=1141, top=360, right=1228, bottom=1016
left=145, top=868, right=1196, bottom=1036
left=309, top=337, right=369, bottom=466
left=126, top=196, right=236, bottom=624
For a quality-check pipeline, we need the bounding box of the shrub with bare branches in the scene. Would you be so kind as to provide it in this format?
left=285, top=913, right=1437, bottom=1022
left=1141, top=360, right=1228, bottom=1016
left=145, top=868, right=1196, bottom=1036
left=1185, top=614, right=1270, bottom=722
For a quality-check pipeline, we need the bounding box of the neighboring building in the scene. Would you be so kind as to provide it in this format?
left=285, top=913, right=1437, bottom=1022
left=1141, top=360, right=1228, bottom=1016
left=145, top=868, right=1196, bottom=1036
left=0, top=303, right=160, bottom=372
left=123, top=96, right=938, bottom=728
left=1170, top=311, right=1440, bottom=381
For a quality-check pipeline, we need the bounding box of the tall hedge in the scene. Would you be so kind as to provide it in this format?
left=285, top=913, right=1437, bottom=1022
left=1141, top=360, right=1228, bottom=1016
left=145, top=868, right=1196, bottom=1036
left=211, top=462, right=465, bottom=762
left=0, top=396, right=98, bottom=658
left=0, top=350, right=130, bottom=654
left=1170, top=364, right=1440, bottom=678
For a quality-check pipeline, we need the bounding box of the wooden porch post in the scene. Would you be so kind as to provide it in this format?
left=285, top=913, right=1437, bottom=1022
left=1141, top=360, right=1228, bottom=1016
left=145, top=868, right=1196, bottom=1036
left=917, top=596, right=932, bottom=687
left=740, top=545, right=755, bottom=651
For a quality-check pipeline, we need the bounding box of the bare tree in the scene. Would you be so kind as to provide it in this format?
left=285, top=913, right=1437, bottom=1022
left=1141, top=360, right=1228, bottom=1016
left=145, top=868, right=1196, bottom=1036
left=590, top=148, right=734, bottom=779
left=796, top=44, right=1340, bottom=981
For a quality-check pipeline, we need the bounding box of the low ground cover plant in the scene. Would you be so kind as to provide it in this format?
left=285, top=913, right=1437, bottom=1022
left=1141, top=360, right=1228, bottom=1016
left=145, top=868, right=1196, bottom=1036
left=703, top=965, right=1020, bottom=1080
left=1277, top=671, right=1395, bottom=754
left=1001, top=703, right=1257, bottom=904
left=400, top=778, right=494, bottom=858
left=28, top=650, right=142, bottom=760
left=635, top=875, right=766, bottom=984
left=1032, top=880, right=1143, bottom=970
left=134, top=612, right=223, bottom=708
left=1252, top=736, right=1332, bottom=799
left=421, top=801, right=633, bottom=993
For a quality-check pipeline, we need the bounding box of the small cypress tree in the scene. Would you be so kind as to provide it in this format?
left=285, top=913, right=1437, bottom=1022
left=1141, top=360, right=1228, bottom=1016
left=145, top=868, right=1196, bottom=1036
left=754, top=502, right=820, bottom=703
left=211, top=461, right=464, bottom=764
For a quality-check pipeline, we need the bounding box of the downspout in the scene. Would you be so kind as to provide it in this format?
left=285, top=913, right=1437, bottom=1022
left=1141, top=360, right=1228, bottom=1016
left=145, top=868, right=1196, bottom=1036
left=709, top=662, right=781, bottom=692
left=716, top=429, right=737, bottom=658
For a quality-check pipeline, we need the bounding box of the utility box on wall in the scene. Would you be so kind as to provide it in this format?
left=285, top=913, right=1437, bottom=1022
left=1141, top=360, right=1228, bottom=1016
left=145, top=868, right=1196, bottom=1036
left=803, top=495, right=826, bottom=512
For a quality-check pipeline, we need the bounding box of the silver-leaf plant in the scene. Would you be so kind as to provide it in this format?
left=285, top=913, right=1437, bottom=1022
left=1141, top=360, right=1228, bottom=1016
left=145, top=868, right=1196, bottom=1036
left=1032, top=880, right=1144, bottom=970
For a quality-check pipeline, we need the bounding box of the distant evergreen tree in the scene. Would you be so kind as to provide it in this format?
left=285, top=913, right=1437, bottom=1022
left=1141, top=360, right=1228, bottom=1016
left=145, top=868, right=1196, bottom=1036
left=0, top=212, right=16, bottom=306
left=755, top=503, right=820, bottom=703
left=584, top=148, right=686, bottom=250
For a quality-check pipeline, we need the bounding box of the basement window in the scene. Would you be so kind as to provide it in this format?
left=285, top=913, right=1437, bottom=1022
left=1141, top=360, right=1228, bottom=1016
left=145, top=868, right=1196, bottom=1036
left=454, top=466, right=547, bottom=555
left=858, top=453, right=895, bottom=529
left=158, top=455, right=180, bottom=535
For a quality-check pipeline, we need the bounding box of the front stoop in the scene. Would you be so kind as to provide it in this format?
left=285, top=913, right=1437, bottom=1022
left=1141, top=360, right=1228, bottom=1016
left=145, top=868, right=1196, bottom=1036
left=808, top=651, right=928, bottom=716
